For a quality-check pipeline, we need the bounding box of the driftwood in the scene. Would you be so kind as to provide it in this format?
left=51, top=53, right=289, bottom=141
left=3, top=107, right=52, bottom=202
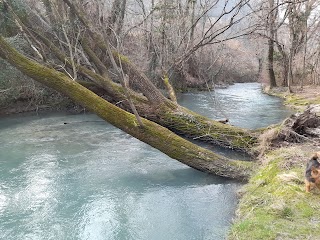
left=278, top=105, right=320, bottom=142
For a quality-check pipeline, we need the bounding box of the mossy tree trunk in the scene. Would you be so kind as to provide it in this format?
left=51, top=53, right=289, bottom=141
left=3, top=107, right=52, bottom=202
left=0, top=36, right=254, bottom=180
left=3, top=0, right=258, bottom=153
left=61, top=0, right=258, bottom=152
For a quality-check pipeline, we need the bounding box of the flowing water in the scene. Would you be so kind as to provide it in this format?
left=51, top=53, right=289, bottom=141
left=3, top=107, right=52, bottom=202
left=0, top=83, right=291, bottom=240
left=178, top=83, right=291, bottom=129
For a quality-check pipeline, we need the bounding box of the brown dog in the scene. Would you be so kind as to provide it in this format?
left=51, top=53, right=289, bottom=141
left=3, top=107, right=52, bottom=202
left=305, top=152, right=320, bottom=192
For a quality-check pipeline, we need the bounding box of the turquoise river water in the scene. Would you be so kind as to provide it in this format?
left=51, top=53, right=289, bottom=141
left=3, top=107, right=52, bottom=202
left=0, top=83, right=292, bottom=239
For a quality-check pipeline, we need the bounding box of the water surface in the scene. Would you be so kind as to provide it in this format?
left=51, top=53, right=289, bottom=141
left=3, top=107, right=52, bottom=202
left=0, top=83, right=291, bottom=239
left=178, top=82, right=291, bottom=129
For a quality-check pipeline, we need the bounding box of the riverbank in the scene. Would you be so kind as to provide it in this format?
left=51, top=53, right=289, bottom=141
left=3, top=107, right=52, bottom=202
left=2, top=82, right=319, bottom=239
left=228, top=86, right=320, bottom=239
left=265, top=85, right=320, bottom=110
left=0, top=82, right=228, bottom=116
left=0, top=90, right=84, bottom=116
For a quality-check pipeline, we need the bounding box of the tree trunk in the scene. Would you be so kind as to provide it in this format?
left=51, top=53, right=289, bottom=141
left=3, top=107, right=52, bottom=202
left=7, top=0, right=258, bottom=153
left=30, top=29, right=257, bottom=153
left=189, top=0, right=196, bottom=46
left=267, top=0, right=277, bottom=88
left=107, top=0, right=122, bottom=39
left=0, top=36, right=253, bottom=180
left=116, top=0, right=127, bottom=36
left=147, top=0, right=158, bottom=80
left=257, top=57, right=263, bottom=80
left=287, top=51, right=293, bottom=93
left=275, top=42, right=289, bottom=87
left=267, top=38, right=277, bottom=88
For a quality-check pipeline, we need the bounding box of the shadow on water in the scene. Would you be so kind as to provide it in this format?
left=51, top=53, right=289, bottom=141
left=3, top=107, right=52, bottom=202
left=114, top=168, right=237, bottom=193
left=188, top=137, right=252, bottom=160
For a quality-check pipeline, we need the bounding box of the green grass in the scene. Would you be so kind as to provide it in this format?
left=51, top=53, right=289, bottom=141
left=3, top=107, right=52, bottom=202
left=285, top=95, right=310, bottom=106
left=283, top=94, right=320, bottom=108
left=268, top=90, right=320, bottom=111
left=228, top=148, right=320, bottom=240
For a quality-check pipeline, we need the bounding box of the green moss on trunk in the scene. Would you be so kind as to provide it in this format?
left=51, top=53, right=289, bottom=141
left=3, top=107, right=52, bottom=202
left=0, top=36, right=254, bottom=180
left=57, top=0, right=258, bottom=152
left=157, top=105, right=258, bottom=152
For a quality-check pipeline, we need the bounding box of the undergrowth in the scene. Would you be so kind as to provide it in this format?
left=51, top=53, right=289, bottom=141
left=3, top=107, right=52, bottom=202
left=0, top=36, right=77, bottom=114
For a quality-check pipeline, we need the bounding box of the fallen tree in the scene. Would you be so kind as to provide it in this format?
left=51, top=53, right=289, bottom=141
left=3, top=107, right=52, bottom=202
left=0, top=0, right=258, bottom=153
left=0, top=36, right=254, bottom=180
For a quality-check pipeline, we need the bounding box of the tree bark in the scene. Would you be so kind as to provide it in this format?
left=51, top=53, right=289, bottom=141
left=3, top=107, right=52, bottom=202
left=267, top=38, right=277, bottom=88
left=7, top=0, right=258, bottom=153
left=267, top=0, right=277, bottom=88
left=0, top=36, right=253, bottom=180
left=28, top=28, right=256, bottom=153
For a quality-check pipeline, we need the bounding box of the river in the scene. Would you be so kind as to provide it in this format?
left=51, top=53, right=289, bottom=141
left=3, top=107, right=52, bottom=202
left=0, top=83, right=291, bottom=239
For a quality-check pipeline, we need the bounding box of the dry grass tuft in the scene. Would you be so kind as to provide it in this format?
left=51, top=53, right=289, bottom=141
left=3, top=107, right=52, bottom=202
left=257, top=127, right=281, bottom=156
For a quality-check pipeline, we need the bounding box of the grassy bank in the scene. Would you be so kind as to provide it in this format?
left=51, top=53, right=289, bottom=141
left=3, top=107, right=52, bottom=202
left=228, top=86, right=320, bottom=240
left=266, top=86, right=320, bottom=110
left=229, top=147, right=320, bottom=239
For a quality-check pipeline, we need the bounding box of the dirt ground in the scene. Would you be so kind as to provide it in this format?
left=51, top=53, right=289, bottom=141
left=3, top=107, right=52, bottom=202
left=292, top=85, right=320, bottom=101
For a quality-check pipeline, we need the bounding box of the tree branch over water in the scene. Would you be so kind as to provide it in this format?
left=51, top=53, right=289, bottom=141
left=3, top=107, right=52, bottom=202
left=0, top=36, right=254, bottom=180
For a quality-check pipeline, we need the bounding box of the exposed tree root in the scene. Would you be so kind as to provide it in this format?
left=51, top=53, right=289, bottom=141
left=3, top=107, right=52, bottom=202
left=277, top=105, right=320, bottom=143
